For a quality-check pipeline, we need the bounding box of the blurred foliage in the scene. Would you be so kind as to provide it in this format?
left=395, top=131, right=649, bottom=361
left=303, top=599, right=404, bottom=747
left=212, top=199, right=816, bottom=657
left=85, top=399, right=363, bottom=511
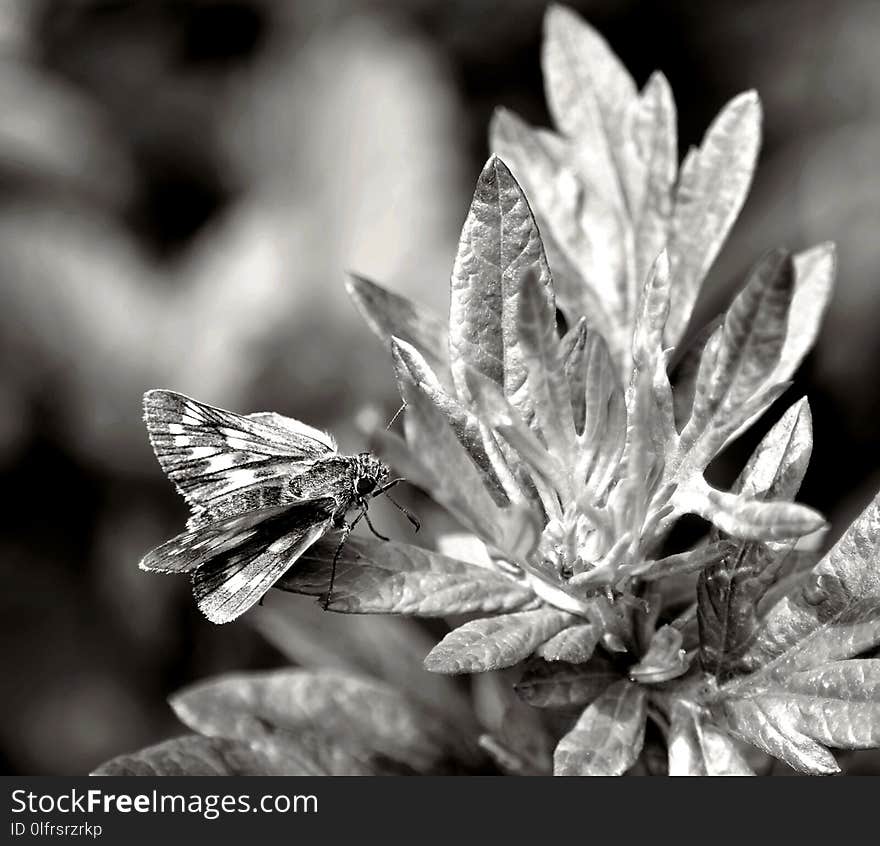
left=2, top=0, right=880, bottom=774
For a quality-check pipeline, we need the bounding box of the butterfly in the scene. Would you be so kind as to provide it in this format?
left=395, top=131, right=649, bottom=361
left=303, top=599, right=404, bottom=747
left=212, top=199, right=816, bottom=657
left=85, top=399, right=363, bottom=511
left=140, top=389, right=417, bottom=623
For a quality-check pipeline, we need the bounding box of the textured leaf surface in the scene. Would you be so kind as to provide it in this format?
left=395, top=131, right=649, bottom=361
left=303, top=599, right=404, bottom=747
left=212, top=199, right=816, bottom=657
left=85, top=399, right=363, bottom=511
left=737, top=490, right=880, bottom=670
left=536, top=623, right=599, bottom=663
left=718, top=660, right=880, bottom=774
left=698, top=400, right=814, bottom=678
left=665, top=91, right=761, bottom=347
left=517, top=268, right=576, bottom=467
left=515, top=655, right=618, bottom=708
left=171, top=669, right=476, bottom=774
left=631, top=71, right=678, bottom=287
left=276, top=534, right=535, bottom=616
left=553, top=680, right=647, bottom=775
left=667, top=703, right=753, bottom=776
left=449, top=156, right=552, bottom=418
left=424, top=607, right=576, bottom=674
left=92, top=735, right=302, bottom=776
left=679, top=250, right=795, bottom=473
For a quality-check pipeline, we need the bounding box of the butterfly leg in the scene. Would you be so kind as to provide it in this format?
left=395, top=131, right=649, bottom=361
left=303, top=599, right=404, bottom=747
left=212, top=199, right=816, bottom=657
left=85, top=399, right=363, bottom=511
left=323, top=507, right=370, bottom=610
left=361, top=506, right=390, bottom=542
left=323, top=522, right=352, bottom=611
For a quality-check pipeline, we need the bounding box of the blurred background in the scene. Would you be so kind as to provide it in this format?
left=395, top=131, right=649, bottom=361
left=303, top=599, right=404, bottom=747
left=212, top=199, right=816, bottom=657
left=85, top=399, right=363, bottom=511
left=2, top=0, right=880, bottom=774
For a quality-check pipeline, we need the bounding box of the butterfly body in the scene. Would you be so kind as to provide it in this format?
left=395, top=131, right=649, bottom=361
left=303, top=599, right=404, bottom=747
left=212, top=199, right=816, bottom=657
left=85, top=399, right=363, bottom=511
left=140, top=390, right=399, bottom=623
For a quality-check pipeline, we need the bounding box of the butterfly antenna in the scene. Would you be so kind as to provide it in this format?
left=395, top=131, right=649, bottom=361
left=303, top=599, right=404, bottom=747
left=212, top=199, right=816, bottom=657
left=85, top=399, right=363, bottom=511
left=385, top=401, right=406, bottom=430
left=386, top=493, right=420, bottom=532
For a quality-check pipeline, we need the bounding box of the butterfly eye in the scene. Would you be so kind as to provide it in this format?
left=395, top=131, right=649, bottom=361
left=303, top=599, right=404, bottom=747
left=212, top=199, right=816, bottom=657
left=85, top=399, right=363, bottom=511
left=356, top=476, right=377, bottom=495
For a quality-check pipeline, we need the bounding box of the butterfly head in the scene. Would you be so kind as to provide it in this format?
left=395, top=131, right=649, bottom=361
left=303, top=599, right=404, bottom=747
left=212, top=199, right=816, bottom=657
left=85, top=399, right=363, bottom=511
left=354, top=452, right=389, bottom=497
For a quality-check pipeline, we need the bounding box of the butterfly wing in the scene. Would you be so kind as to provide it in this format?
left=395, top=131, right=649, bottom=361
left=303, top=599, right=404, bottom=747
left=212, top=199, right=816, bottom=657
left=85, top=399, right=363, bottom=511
left=141, top=498, right=336, bottom=623
left=143, top=390, right=338, bottom=521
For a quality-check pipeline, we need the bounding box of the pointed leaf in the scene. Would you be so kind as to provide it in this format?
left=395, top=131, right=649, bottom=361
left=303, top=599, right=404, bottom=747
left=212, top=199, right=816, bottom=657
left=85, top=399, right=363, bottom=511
left=768, top=244, right=836, bottom=387
left=92, top=735, right=305, bottom=776
left=392, top=338, right=540, bottom=557
left=717, top=696, right=839, bottom=774
left=277, top=534, right=536, bottom=617
left=542, top=4, right=636, bottom=211
left=667, top=702, right=754, bottom=775
left=490, top=108, right=623, bottom=342
left=346, top=274, right=449, bottom=383
left=391, top=337, right=513, bottom=504
left=679, top=250, right=795, bottom=471
left=516, top=655, right=618, bottom=708
left=424, top=607, right=576, bottom=674
left=553, top=680, right=647, bottom=775
left=665, top=92, right=762, bottom=347
left=631, top=72, right=678, bottom=287
left=517, top=268, right=576, bottom=467
left=449, top=155, right=552, bottom=419
left=676, top=480, right=825, bottom=541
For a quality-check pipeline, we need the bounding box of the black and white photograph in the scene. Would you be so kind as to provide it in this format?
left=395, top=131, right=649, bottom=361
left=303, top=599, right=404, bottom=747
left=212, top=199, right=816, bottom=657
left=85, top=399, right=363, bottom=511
left=3, top=0, right=880, bottom=789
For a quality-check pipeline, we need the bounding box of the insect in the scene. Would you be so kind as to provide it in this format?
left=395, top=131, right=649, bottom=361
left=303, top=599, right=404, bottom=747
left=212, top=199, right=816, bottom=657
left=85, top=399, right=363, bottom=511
left=140, top=389, right=417, bottom=624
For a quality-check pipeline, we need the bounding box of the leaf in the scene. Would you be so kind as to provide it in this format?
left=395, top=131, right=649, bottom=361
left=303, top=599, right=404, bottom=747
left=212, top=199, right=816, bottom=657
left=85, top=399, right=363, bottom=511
left=517, top=268, right=576, bottom=468
left=391, top=337, right=514, bottom=505
left=767, top=243, right=836, bottom=388
left=515, top=655, right=618, bottom=708
left=465, top=364, right=567, bottom=512
left=171, top=669, right=479, bottom=774
left=698, top=400, right=815, bottom=678
left=665, top=91, right=762, bottom=347
left=670, top=315, right=723, bottom=429
left=736, top=397, right=813, bottom=501
left=424, top=607, right=576, bottom=674
left=629, top=625, right=690, bottom=684
left=392, top=338, right=540, bottom=558
left=676, top=479, right=825, bottom=542
left=631, top=72, right=678, bottom=288
left=717, top=660, right=880, bottom=775
left=726, top=245, right=836, bottom=440
left=679, top=249, right=795, bottom=472
left=667, top=702, right=754, bottom=775
left=91, top=735, right=302, bottom=776
left=448, top=155, right=552, bottom=420
left=737, top=490, right=880, bottom=671
left=276, top=534, right=536, bottom=617
left=490, top=108, right=622, bottom=344
left=542, top=4, right=636, bottom=211
left=536, top=623, right=599, bottom=663
left=553, top=680, right=647, bottom=775
left=576, top=328, right=626, bottom=496
left=346, top=274, right=450, bottom=385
